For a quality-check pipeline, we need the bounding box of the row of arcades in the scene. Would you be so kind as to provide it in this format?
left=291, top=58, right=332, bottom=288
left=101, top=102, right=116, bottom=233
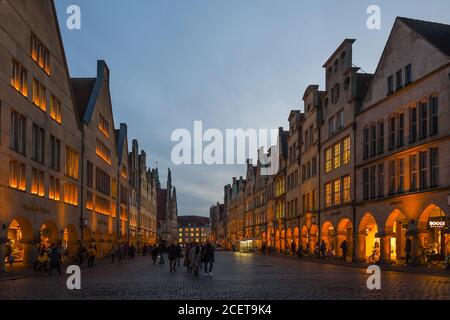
left=0, top=216, right=156, bottom=267
left=238, top=203, right=449, bottom=263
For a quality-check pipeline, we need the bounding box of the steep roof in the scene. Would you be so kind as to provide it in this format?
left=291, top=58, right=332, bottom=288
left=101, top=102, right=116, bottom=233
left=115, top=123, right=128, bottom=164
left=355, top=73, right=374, bottom=101
left=399, top=17, right=450, bottom=57
left=71, top=78, right=96, bottom=121
left=178, top=215, right=210, bottom=227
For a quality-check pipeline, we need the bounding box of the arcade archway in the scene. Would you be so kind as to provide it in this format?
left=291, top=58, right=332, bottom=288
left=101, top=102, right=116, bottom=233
left=359, top=213, right=379, bottom=261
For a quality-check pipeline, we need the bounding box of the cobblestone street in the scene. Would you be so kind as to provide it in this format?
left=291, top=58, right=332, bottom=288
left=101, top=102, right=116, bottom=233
left=0, top=252, right=449, bottom=300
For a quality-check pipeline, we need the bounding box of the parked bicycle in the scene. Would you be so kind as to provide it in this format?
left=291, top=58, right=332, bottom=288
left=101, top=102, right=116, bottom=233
left=412, top=247, right=441, bottom=267
left=368, top=248, right=380, bottom=264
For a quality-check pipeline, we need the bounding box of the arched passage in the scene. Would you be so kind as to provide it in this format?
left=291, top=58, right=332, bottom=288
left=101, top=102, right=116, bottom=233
left=336, top=218, right=353, bottom=258
left=39, top=220, right=60, bottom=248
left=418, top=204, right=449, bottom=257
left=6, top=217, right=34, bottom=264
left=301, top=225, right=308, bottom=250
left=321, top=221, right=335, bottom=253
left=280, top=229, right=286, bottom=252
left=275, top=230, right=280, bottom=252
left=385, top=209, right=408, bottom=262
left=309, top=224, right=318, bottom=252
left=359, top=213, right=379, bottom=261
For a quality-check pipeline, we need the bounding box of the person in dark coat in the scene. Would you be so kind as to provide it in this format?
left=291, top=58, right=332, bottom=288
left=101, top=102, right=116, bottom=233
left=291, top=241, right=297, bottom=256
left=320, top=240, right=327, bottom=259
left=202, top=240, right=215, bottom=276
left=405, top=237, right=412, bottom=266
left=167, top=242, right=178, bottom=273
left=76, top=243, right=86, bottom=266
left=150, top=245, right=158, bottom=264
left=176, top=243, right=182, bottom=266
left=48, top=244, right=62, bottom=276
left=340, top=240, right=349, bottom=262
left=158, top=243, right=165, bottom=264
left=184, top=244, right=192, bottom=272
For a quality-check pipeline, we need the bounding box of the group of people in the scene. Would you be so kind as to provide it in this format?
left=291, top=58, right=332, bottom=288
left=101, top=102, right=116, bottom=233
left=109, top=243, right=136, bottom=263
left=148, top=240, right=215, bottom=278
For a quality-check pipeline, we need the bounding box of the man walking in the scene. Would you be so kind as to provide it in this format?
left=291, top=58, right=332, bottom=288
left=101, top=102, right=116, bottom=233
left=167, top=241, right=178, bottom=273
left=203, top=240, right=215, bottom=276
left=340, top=240, right=349, bottom=262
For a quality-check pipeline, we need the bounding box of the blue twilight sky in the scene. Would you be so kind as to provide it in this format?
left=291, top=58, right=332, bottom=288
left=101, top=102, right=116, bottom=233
left=55, top=0, right=450, bottom=217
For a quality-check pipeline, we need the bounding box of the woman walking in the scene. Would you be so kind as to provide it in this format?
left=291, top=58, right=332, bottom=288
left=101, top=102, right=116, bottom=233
left=190, top=245, right=201, bottom=278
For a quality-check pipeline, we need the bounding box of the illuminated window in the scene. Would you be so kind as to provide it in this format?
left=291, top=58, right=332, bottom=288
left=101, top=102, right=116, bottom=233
left=30, top=33, right=50, bottom=75
left=9, top=161, right=26, bottom=191
left=65, top=146, right=79, bottom=180
left=325, top=148, right=332, bottom=173
left=99, top=114, right=110, bottom=139
left=325, top=182, right=332, bottom=208
left=31, top=168, right=45, bottom=197
left=334, top=143, right=341, bottom=169
left=121, top=165, right=127, bottom=179
left=11, top=60, right=28, bottom=96
left=343, top=137, right=350, bottom=165
left=86, top=191, right=94, bottom=210
left=275, top=177, right=285, bottom=197
left=111, top=178, right=117, bottom=199
left=196, top=233, right=199, bottom=237
left=95, top=195, right=110, bottom=215
left=333, top=179, right=341, bottom=205
left=50, top=95, right=62, bottom=124
left=64, top=183, right=78, bottom=206
left=32, top=78, right=46, bottom=111
left=343, top=175, right=350, bottom=203
left=96, top=139, right=111, bottom=165
left=49, top=176, right=60, bottom=201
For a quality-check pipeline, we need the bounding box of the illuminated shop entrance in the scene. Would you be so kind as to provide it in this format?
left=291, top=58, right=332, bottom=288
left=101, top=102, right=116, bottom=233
left=6, top=219, right=24, bottom=263
left=385, top=209, right=408, bottom=262
left=419, top=205, right=449, bottom=258
left=359, top=213, right=379, bottom=261
left=321, top=221, right=335, bottom=254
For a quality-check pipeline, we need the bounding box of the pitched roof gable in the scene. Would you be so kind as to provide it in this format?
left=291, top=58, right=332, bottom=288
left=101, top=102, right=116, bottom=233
left=399, top=17, right=450, bottom=57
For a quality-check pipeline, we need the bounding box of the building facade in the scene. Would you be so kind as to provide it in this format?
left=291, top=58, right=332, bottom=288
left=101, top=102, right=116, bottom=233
left=0, top=0, right=163, bottom=270
left=178, top=215, right=210, bottom=245
left=214, top=16, right=450, bottom=262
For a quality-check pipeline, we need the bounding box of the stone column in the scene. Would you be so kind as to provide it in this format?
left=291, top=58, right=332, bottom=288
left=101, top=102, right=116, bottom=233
left=0, top=243, right=5, bottom=272
left=379, top=235, right=393, bottom=264
left=354, top=233, right=367, bottom=262
left=22, top=242, right=38, bottom=266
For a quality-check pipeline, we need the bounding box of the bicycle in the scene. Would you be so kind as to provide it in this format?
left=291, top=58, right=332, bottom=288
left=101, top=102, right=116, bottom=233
left=368, top=248, right=380, bottom=264
left=412, top=248, right=441, bottom=267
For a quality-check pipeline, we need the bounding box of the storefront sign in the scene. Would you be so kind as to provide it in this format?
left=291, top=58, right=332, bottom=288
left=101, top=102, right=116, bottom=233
left=429, top=220, right=446, bottom=228
left=23, top=204, right=50, bottom=214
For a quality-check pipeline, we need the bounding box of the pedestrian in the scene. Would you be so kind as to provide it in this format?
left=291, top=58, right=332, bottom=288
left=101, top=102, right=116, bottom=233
left=77, top=243, right=86, bottom=266
left=110, top=244, right=118, bottom=263
left=176, top=243, right=182, bottom=266
left=405, top=237, right=412, bottom=266
left=203, top=240, right=215, bottom=276
left=190, top=244, right=201, bottom=278
left=48, top=244, right=62, bottom=276
left=34, top=249, right=48, bottom=276
left=184, top=244, right=192, bottom=272
left=150, top=245, right=158, bottom=264
left=291, top=241, right=296, bottom=256
left=130, top=244, right=136, bottom=259
left=142, top=244, right=147, bottom=257
left=297, top=244, right=304, bottom=260
left=167, top=241, right=178, bottom=273
left=87, top=246, right=97, bottom=267
left=158, top=243, right=165, bottom=264
left=261, top=242, right=267, bottom=256
left=320, top=240, right=327, bottom=259
left=340, top=240, right=349, bottom=262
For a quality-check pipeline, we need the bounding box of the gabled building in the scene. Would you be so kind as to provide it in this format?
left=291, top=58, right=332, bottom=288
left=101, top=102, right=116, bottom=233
left=72, top=60, right=126, bottom=257
left=355, top=17, right=450, bottom=263
left=0, top=0, right=83, bottom=268
left=299, top=86, right=323, bottom=252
